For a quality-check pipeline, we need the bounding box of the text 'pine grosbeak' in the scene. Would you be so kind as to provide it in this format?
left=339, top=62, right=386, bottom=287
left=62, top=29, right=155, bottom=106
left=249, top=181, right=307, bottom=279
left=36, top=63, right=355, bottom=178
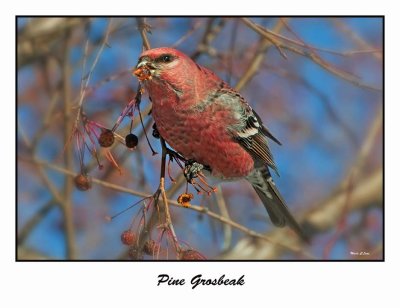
left=134, top=47, right=308, bottom=242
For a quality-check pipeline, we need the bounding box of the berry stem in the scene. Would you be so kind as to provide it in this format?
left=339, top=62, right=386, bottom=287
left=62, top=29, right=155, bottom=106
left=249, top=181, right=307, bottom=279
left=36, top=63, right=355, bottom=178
left=137, top=96, right=158, bottom=155
left=159, top=138, right=180, bottom=254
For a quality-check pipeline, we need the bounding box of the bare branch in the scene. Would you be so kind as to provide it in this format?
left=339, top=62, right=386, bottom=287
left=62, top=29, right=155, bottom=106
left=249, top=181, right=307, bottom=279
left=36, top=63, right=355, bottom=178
left=241, top=17, right=382, bottom=92
left=235, top=19, right=286, bottom=91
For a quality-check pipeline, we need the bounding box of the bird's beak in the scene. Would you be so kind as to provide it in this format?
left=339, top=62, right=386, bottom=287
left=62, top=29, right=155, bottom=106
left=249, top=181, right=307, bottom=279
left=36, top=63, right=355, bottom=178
left=133, top=60, right=154, bottom=81
left=133, top=60, right=147, bottom=76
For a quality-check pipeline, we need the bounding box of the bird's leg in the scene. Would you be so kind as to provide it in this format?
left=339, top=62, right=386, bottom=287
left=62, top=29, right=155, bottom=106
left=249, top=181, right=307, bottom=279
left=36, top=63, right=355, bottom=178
left=184, top=159, right=211, bottom=182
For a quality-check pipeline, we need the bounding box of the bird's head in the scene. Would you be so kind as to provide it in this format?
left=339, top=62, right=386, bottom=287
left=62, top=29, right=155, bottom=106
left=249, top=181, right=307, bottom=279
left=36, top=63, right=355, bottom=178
left=133, top=47, right=195, bottom=90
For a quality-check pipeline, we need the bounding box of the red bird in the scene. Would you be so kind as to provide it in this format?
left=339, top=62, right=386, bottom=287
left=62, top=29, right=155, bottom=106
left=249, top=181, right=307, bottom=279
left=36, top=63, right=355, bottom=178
left=134, top=47, right=308, bottom=242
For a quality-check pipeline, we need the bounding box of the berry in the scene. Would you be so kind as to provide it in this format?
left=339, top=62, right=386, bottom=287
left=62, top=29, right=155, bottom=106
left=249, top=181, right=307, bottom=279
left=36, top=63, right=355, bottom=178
left=152, top=123, right=160, bottom=139
left=143, top=239, right=160, bottom=256
left=98, top=129, right=114, bottom=147
left=120, top=230, right=136, bottom=246
left=125, top=133, right=138, bottom=148
left=152, top=129, right=160, bottom=139
left=177, top=193, right=194, bottom=207
left=133, top=66, right=152, bottom=81
left=74, top=174, right=92, bottom=191
left=179, top=249, right=206, bottom=260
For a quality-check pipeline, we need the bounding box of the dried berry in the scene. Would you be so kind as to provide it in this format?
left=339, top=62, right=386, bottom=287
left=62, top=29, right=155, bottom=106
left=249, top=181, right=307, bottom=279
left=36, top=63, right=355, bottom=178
left=133, top=66, right=152, bottom=81
left=98, top=129, right=114, bottom=147
left=180, top=249, right=206, bottom=260
left=177, top=193, right=194, bottom=207
left=120, top=230, right=136, bottom=246
left=128, top=245, right=141, bottom=260
left=125, top=133, right=138, bottom=148
left=152, top=123, right=160, bottom=139
left=143, top=240, right=160, bottom=256
left=74, top=174, right=92, bottom=191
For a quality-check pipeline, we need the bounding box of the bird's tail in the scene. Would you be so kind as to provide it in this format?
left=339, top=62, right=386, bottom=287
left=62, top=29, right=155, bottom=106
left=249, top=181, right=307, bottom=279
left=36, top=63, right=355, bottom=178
left=247, top=168, right=309, bottom=243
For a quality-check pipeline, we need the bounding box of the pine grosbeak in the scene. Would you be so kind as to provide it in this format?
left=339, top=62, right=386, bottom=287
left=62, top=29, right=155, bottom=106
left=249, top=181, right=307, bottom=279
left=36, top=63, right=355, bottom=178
left=134, top=47, right=308, bottom=242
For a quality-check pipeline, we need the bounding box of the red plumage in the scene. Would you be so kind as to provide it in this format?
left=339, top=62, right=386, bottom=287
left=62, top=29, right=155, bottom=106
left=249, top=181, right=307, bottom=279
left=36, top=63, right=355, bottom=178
left=134, top=47, right=308, bottom=242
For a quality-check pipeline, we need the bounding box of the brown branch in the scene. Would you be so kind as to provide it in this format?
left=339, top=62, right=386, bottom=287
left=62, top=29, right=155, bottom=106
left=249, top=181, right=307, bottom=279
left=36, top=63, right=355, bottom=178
left=214, top=186, right=233, bottom=251
left=275, top=18, right=382, bottom=58
left=18, top=155, right=71, bottom=255
left=191, top=18, right=226, bottom=60
left=264, top=63, right=358, bottom=146
left=220, top=105, right=383, bottom=260
left=61, top=29, right=76, bottom=259
left=133, top=18, right=181, bottom=257
left=241, top=17, right=382, bottom=92
left=172, top=19, right=204, bottom=48
left=332, top=18, right=382, bottom=61
left=84, top=103, right=153, bottom=176
left=220, top=168, right=382, bottom=260
left=136, top=18, right=151, bottom=50
left=159, top=139, right=180, bottom=253
left=18, top=200, right=55, bottom=245
left=18, top=125, right=66, bottom=206
left=22, top=156, right=312, bottom=258
left=307, top=168, right=382, bottom=232
left=18, top=18, right=86, bottom=68
left=18, top=246, right=54, bottom=260
left=339, top=105, right=382, bottom=192
left=235, top=18, right=286, bottom=91
left=31, top=89, right=60, bottom=150
left=74, top=19, right=113, bottom=127
left=132, top=174, right=187, bottom=260
left=190, top=203, right=314, bottom=259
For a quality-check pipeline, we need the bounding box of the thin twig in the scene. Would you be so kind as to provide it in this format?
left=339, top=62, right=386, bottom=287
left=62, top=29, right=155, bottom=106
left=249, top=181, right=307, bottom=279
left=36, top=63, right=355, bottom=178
left=159, top=139, right=180, bottom=253
left=62, top=29, right=76, bottom=259
left=136, top=18, right=151, bottom=50
left=264, top=63, right=358, bottom=147
left=172, top=19, right=204, bottom=48
left=332, top=18, right=382, bottom=61
left=235, top=18, right=286, bottom=91
left=214, top=186, right=233, bottom=251
left=191, top=18, right=225, bottom=60
left=220, top=103, right=382, bottom=260
left=20, top=156, right=313, bottom=258
left=18, top=200, right=55, bottom=245
left=227, top=18, right=239, bottom=85
left=241, top=17, right=382, bottom=92
left=321, top=104, right=383, bottom=257
left=74, top=18, right=113, bottom=127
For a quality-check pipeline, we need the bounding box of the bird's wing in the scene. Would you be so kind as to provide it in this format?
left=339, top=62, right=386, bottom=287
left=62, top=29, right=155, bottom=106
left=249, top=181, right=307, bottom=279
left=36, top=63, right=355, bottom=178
left=224, top=91, right=281, bottom=174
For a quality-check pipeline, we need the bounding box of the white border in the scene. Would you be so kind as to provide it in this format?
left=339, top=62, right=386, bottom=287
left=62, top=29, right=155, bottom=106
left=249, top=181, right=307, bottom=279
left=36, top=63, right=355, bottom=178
left=4, top=1, right=397, bottom=306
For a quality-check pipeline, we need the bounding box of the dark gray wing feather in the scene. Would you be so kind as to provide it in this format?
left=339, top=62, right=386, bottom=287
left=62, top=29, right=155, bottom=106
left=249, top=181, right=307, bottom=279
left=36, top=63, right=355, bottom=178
left=228, top=98, right=281, bottom=174
left=249, top=168, right=309, bottom=243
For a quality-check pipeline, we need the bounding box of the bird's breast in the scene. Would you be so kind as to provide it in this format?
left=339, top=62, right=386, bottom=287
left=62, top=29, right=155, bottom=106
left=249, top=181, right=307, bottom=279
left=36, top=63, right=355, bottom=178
left=150, top=97, right=255, bottom=179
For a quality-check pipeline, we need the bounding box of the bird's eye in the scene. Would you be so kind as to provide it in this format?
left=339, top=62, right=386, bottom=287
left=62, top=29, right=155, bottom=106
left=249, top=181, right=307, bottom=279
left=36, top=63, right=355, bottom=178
left=160, top=55, right=172, bottom=63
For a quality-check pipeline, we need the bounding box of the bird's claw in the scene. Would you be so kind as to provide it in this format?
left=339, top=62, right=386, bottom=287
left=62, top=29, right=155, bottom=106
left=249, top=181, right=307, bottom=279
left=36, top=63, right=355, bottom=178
left=184, top=160, right=205, bottom=182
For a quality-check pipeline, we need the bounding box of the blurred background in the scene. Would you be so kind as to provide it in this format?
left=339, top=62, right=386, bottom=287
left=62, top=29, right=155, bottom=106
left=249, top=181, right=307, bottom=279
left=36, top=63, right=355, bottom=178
left=17, top=17, right=383, bottom=260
